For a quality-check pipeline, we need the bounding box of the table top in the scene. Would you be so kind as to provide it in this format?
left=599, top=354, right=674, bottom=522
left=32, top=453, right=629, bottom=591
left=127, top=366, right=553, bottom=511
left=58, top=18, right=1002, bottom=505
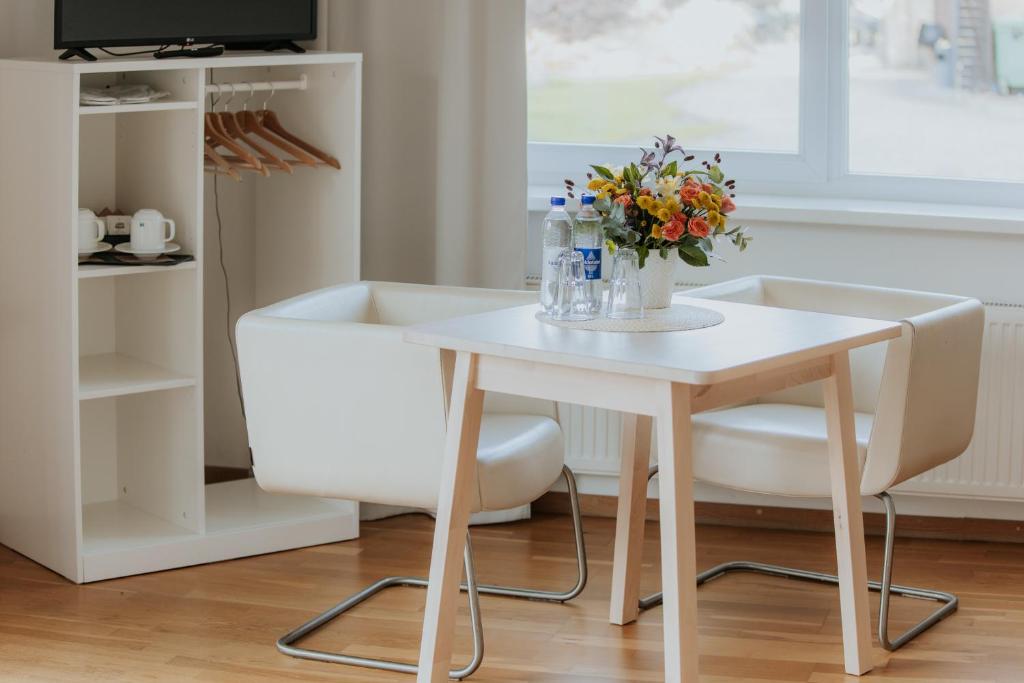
left=404, top=296, right=903, bottom=385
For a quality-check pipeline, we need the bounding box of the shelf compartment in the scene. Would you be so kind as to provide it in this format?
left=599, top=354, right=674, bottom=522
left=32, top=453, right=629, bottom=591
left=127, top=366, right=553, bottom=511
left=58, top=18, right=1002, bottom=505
left=80, top=389, right=203, bottom=547
left=79, top=352, right=195, bottom=400
left=206, top=478, right=355, bottom=535
left=78, top=261, right=197, bottom=280
left=82, top=498, right=197, bottom=556
left=78, top=268, right=197, bottom=381
left=79, top=100, right=198, bottom=116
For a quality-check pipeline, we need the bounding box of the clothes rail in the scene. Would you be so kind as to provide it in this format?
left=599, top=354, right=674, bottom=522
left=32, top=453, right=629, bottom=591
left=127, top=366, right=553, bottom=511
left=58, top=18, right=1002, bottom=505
left=204, top=74, right=308, bottom=95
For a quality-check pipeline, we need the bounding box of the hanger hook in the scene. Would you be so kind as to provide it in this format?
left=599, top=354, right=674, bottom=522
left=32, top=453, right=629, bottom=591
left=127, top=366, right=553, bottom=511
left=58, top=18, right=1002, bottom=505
left=262, top=81, right=276, bottom=111
left=210, top=82, right=223, bottom=111
left=223, top=82, right=237, bottom=111
left=243, top=82, right=254, bottom=111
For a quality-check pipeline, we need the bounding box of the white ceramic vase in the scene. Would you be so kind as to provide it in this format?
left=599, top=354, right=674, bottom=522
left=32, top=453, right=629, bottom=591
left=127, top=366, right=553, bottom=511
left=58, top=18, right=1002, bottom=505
left=639, top=252, right=677, bottom=309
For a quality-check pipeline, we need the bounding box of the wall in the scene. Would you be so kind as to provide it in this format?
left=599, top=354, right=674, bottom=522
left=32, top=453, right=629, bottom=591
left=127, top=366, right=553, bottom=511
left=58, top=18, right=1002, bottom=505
left=0, top=0, right=52, bottom=59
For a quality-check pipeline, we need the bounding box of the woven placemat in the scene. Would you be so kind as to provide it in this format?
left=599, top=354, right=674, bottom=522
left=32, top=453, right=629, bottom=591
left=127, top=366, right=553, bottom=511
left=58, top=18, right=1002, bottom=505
left=537, top=304, right=724, bottom=333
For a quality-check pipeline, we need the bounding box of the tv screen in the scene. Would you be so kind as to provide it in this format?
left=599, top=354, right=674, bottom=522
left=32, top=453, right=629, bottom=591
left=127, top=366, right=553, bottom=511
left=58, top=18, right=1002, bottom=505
left=55, top=0, right=317, bottom=49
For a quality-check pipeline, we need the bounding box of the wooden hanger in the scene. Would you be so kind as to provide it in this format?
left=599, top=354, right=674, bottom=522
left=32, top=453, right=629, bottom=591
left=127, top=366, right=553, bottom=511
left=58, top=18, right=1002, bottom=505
left=206, top=113, right=269, bottom=177
left=204, top=143, right=242, bottom=181
left=218, top=84, right=294, bottom=174
left=220, top=111, right=294, bottom=174
left=204, top=83, right=269, bottom=177
left=238, top=109, right=320, bottom=168
left=257, top=110, right=341, bottom=170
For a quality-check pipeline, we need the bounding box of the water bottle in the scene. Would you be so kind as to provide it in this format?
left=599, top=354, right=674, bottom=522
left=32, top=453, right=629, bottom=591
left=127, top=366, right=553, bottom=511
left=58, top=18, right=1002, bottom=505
left=573, top=194, right=603, bottom=313
left=540, top=196, right=572, bottom=314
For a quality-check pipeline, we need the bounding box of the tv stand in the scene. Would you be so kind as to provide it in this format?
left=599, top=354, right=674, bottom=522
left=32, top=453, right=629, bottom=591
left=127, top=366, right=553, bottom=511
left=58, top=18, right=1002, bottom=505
left=59, top=47, right=97, bottom=62
left=225, top=40, right=306, bottom=54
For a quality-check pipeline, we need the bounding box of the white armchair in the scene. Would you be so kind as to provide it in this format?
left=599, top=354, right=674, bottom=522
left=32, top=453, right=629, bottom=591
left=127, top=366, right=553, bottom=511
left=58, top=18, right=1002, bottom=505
left=644, top=276, right=984, bottom=650
left=236, top=281, right=587, bottom=679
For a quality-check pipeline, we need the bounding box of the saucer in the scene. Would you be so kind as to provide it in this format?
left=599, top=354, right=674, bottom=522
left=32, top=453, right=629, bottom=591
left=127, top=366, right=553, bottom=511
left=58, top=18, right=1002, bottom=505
left=114, top=242, right=182, bottom=261
left=78, top=241, right=113, bottom=257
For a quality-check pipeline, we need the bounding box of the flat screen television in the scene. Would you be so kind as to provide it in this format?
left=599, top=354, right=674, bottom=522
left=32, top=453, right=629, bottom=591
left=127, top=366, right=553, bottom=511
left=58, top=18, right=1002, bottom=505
left=54, top=0, right=317, bottom=61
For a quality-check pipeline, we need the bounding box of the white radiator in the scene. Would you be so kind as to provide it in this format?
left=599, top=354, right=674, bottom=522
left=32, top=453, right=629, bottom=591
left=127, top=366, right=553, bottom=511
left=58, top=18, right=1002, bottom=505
left=559, top=303, right=1024, bottom=502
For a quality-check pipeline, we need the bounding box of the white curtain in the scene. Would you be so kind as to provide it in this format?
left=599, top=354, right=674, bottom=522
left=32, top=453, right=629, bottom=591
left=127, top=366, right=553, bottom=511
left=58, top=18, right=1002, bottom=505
left=328, top=0, right=528, bottom=289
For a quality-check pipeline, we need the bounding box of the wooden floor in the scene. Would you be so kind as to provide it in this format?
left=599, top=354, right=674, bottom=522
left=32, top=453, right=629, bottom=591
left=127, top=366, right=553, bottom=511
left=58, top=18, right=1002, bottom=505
left=4, top=513, right=1024, bottom=682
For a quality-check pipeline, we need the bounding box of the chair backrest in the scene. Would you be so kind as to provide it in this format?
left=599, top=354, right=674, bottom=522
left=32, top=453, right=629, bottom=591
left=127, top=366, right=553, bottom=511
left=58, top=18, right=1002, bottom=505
left=686, top=276, right=985, bottom=493
left=235, top=281, right=548, bottom=509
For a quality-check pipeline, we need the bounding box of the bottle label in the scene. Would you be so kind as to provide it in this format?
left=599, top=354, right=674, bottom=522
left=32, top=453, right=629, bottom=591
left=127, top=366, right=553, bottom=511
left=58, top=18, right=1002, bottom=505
left=542, top=246, right=564, bottom=281
left=577, top=248, right=602, bottom=280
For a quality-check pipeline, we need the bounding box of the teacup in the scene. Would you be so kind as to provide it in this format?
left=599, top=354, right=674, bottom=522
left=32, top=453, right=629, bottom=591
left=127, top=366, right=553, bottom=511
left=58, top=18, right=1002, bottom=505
left=78, top=208, right=106, bottom=253
left=130, top=209, right=176, bottom=252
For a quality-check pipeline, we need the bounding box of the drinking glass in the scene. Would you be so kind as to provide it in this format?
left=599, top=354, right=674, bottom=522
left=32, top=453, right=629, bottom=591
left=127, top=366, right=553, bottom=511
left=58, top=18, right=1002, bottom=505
left=551, top=249, right=595, bottom=321
left=606, top=247, right=644, bottom=320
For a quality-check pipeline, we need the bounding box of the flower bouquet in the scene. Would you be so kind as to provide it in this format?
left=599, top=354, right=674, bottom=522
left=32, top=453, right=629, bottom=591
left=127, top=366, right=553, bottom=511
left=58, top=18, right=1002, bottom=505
left=565, top=135, right=751, bottom=308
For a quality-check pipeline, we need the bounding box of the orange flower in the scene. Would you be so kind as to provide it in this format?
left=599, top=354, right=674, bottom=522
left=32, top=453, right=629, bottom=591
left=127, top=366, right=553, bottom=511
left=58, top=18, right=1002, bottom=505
left=662, top=219, right=686, bottom=242
left=638, top=187, right=653, bottom=196
left=613, top=194, right=633, bottom=208
left=679, top=184, right=700, bottom=204
left=720, top=195, right=736, bottom=214
left=688, top=216, right=710, bottom=238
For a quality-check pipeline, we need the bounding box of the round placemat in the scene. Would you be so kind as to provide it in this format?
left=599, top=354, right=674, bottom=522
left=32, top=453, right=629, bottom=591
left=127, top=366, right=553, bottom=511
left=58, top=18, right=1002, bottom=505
left=537, top=304, right=724, bottom=333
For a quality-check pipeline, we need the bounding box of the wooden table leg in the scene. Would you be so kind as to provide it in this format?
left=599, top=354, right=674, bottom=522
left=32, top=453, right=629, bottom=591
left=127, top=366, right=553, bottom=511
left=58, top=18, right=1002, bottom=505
left=823, top=351, right=874, bottom=676
left=610, top=412, right=653, bottom=626
left=655, top=382, right=699, bottom=683
left=417, top=352, right=485, bottom=682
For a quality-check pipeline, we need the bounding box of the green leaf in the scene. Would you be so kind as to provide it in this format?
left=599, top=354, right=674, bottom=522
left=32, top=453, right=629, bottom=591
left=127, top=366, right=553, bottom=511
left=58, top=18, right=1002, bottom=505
left=591, top=165, right=614, bottom=180
left=660, top=160, right=678, bottom=177
left=659, top=247, right=669, bottom=260
left=678, top=244, right=710, bottom=267
left=709, top=165, right=725, bottom=183
left=637, top=245, right=649, bottom=269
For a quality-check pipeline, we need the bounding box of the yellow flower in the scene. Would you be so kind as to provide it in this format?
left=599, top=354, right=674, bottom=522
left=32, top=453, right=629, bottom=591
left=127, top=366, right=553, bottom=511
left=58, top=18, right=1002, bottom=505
left=602, top=182, right=617, bottom=193
left=656, top=208, right=672, bottom=223
left=587, top=178, right=604, bottom=191
left=707, top=210, right=722, bottom=228
left=637, top=195, right=654, bottom=211
left=698, top=191, right=720, bottom=211
left=597, top=191, right=611, bottom=200
left=615, top=187, right=629, bottom=196
left=651, top=223, right=663, bottom=239
left=663, top=197, right=681, bottom=215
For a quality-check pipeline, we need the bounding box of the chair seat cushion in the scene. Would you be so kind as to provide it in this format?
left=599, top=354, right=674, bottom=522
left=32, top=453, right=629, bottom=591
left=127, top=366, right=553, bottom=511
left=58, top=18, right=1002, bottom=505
left=692, top=404, right=873, bottom=498
left=475, top=414, right=564, bottom=512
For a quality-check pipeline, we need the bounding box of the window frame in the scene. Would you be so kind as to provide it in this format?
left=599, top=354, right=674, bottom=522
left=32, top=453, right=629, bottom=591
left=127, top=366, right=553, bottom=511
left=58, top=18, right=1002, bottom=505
left=527, top=0, right=1024, bottom=210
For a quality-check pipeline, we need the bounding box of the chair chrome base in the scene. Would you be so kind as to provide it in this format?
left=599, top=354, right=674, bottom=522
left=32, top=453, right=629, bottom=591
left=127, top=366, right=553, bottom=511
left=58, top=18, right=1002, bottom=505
left=277, top=466, right=588, bottom=679
left=642, top=467, right=957, bottom=651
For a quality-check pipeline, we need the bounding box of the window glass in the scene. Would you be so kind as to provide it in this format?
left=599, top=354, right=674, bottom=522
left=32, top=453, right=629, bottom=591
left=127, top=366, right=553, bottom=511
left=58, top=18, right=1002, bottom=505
left=848, top=0, right=1024, bottom=181
left=527, top=0, right=802, bottom=153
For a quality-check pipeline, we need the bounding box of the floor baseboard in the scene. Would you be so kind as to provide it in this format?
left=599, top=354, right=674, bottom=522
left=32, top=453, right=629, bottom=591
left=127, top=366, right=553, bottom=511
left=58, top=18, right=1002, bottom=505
left=535, top=491, right=1024, bottom=544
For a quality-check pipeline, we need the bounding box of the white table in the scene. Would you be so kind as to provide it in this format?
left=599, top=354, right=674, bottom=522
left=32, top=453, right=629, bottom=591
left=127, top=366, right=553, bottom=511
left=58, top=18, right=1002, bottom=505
left=405, top=296, right=902, bottom=682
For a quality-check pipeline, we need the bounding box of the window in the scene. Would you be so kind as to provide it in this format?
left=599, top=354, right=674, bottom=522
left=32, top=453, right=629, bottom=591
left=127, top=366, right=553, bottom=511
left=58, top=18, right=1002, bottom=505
left=848, top=0, right=1024, bottom=182
left=527, top=0, right=802, bottom=153
left=527, top=0, right=1024, bottom=206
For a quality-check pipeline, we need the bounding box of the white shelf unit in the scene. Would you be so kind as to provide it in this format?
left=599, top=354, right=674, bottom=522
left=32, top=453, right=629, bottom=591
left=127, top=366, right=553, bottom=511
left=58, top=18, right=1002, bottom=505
left=0, top=53, right=362, bottom=583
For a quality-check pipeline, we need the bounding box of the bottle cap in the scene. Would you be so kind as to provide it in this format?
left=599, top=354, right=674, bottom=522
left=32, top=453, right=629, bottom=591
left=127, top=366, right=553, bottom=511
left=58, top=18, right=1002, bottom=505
left=550, top=196, right=566, bottom=206
left=581, top=194, right=596, bottom=205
